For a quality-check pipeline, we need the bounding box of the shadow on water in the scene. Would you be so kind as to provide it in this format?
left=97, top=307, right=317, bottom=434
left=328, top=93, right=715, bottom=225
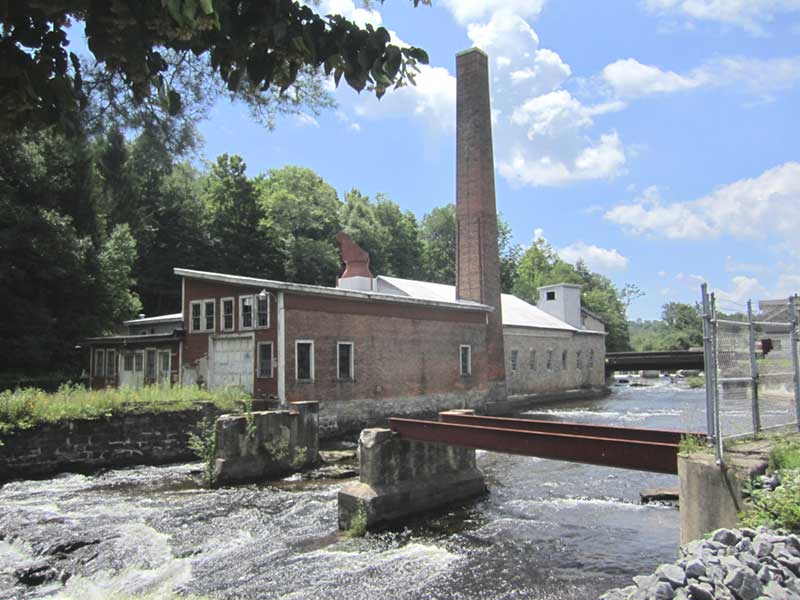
left=0, top=384, right=708, bottom=600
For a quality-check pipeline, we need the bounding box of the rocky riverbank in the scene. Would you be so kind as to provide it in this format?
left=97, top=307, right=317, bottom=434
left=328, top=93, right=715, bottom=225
left=600, top=527, right=800, bottom=599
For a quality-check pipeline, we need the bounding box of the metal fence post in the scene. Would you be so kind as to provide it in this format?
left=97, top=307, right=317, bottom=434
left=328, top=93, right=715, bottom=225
left=711, top=292, right=723, bottom=463
left=747, top=300, right=761, bottom=437
left=789, top=295, right=800, bottom=432
left=701, top=284, right=715, bottom=440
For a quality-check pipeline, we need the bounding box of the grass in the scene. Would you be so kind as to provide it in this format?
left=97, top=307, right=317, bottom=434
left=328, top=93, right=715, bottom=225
left=0, top=383, right=248, bottom=439
left=679, top=433, right=708, bottom=455
left=685, top=375, right=705, bottom=389
left=769, top=438, right=800, bottom=472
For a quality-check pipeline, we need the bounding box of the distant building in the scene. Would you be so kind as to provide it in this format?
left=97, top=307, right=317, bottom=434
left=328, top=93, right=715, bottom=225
left=84, top=48, right=606, bottom=433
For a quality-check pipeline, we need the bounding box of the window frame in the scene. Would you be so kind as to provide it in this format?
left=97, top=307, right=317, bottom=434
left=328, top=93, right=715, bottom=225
left=576, top=350, right=583, bottom=370
left=459, top=344, right=471, bottom=376
left=337, top=341, right=355, bottom=381
left=588, top=349, right=595, bottom=369
left=134, top=351, right=144, bottom=372
left=94, top=348, right=106, bottom=377
left=190, top=300, right=202, bottom=332
left=546, top=290, right=556, bottom=301
left=123, top=352, right=134, bottom=372
left=106, top=349, right=117, bottom=377
left=257, top=341, right=274, bottom=379
left=239, top=295, right=255, bottom=330
left=203, top=299, right=216, bottom=332
left=256, top=294, right=270, bottom=329
left=529, top=349, right=536, bottom=371
left=295, top=340, right=315, bottom=382
left=158, top=350, right=171, bottom=382
left=510, top=349, right=519, bottom=372
left=546, top=349, right=553, bottom=371
left=562, top=349, right=568, bottom=371
left=221, top=297, right=235, bottom=332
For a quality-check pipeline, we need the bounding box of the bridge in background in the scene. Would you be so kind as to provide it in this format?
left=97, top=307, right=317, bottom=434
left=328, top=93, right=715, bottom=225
left=389, top=413, right=702, bottom=474
left=605, top=350, right=704, bottom=375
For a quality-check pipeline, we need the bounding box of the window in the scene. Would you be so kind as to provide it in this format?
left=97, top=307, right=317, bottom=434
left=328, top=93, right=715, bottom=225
left=529, top=349, right=536, bottom=371
left=258, top=342, right=273, bottom=378
left=460, top=345, right=471, bottom=376
left=576, top=350, right=583, bottom=370
left=134, top=351, right=144, bottom=372
left=546, top=291, right=556, bottom=301
left=221, top=298, right=234, bottom=331
left=123, top=353, right=134, bottom=372
left=546, top=349, right=553, bottom=371
left=562, top=350, right=568, bottom=370
left=510, top=350, right=519, bottom=371
left=256, top=295, right=270, bottom=328
left=295, top=341, right=314, bottom=381
left=106, top=349, right=116, bottom=377
left=190, top=301, right=202, bottom=332
left=240, top=295, right=254, bottom=329
left=338, top=342, right=354, bottom=380
left=94, top=349, right=105, bottom=377
left=204, top=300, right=215, bottom=332
left=145, top=349, right=157, bottom=381
left=589, top=349, right=595, bottom=369
left=158, top=351, right=171, bottom=383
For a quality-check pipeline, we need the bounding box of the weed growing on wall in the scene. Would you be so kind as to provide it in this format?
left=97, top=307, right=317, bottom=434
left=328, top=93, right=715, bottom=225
left=0, top=384, right=248, bottom=436
left=344, top=505, right=368, bottom=538
left=740, top=435, right=800, bottom=533
left=678, top=434, right=708, bottom=456
left=188, top=416, right=218, bottom=487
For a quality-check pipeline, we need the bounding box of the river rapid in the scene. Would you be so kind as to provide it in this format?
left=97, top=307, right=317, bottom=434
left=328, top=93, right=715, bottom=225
left=1, top=384, right=708, bottom=600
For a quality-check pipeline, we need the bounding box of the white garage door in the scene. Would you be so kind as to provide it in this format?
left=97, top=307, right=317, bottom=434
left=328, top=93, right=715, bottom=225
left=209, top=336, right=254, bottom=394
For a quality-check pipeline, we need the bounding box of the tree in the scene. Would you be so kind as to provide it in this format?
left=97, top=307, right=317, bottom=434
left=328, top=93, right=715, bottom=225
left=373, top=194, right=424, bottom=279
left=96, top=224, right=143, bottom=330
left=257, top=165, right=342, bottom=285
left=1, top=1, right=430, bottom=134
left=420, top=205, right=457, bottom=284
left=341, top=189, right=390, bottom=275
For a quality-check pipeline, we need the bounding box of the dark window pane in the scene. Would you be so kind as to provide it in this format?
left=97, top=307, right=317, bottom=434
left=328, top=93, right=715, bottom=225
left=259, top=344, right=272, bottom=378
left=338, top=344, right=352, bottom=379
left=460, top=346, right=470, bottom=375
left=205, top=301, right=215, bottom=330
left=297, top=343, right=312, bottom=380
left=257, top=297, right=269, bottom=327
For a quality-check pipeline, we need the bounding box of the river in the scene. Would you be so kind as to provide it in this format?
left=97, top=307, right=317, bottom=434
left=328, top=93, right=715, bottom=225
left=1, top=383, right=709, bottom=600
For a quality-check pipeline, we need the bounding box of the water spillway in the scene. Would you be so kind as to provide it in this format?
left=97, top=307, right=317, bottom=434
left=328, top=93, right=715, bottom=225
left=2, top=383, right=785, bottom=599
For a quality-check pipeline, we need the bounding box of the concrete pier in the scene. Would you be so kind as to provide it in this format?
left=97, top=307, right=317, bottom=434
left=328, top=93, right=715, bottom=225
left=213, top=401, right=319, bottom=485
left=338, top=421, right=486, bottom=531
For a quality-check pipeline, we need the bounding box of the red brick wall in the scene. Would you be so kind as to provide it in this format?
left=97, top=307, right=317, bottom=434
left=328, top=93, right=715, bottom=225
left=283, top=294, right=489, bottom=403
left=182, top=278, right=278, bottom=397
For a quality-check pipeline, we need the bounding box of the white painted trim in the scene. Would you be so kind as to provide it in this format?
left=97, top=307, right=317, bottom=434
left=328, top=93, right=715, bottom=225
left=94, top=348, right=105, bottom=377
left=145, top=347, right=158, bottom=382
left=255, top=293, right=270, bottom=329
left=256, top=341, right=274, bottom=379
left=239, top=294, right=255, bottom=330
left=181, top=277, right=185, bottom=325
left=203, top=298, right=216, bottom=332
left=277, top=291, right=286, bottom=404
left=295, top=339, right=315, bottom=382
left=178, top=341, right=183, bottom=384
left=158, top=349, right=172, bottom=383
left=189, top=300, right=203, bottom=332
left=336, top=341, right=354, bottom=381
left=220, top=297, right=235, bottom=332
left=459, top=344, right=471, bottom=376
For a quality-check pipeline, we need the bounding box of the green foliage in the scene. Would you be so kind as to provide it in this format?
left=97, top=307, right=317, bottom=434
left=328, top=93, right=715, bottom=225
left=740, top=469, right=800, bottom=532
left=344, top=505, right=369, bottom=538
left=686, top=376, right=705, bottom=389
left=629, top=302, right=704, bottom=352
left=1, top=1, right=430, bottom=134
left=188, top=416, right=218, bottom=487
left=679, top=434, right=708, bottom=455
left=0, top=384, right=245, bottom=439
left=769, top=440, right=800, bottom=472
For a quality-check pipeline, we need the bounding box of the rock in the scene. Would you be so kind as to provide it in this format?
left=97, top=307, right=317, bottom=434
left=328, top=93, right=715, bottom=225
left=754, top=540, right=774, bottom=558
left=758, top=565, right=773, bottom=584
left=713, top=529, right=741, bottom=546
left=775, top=554, right=800, bottom=576
left=672, top=588, right=689, bottom=600
left=633, top=574, right=658, bottom=589
left=736, top=538, right=754, bottom=554
left=682, top=539, right=705, bottom=558
left=652, top=581, right=674, bottom=599
left=723, top=566, right=763, bottom=600
left=14, top=560, right=59, bottom=586
left=687, top=582, right=715, bottom=600
left=656, top=564, right=686, bottom=588
left=685, top=558, right=707, bottom=580
left=762, top=580, right=791, bottom=600
left=740, top=528, right=757, bottom=539
left=739, top=551, right=761, bottom=573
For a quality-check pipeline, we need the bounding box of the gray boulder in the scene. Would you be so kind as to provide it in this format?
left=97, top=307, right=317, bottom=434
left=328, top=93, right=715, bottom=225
left=723, top=566, right=763, bottom=600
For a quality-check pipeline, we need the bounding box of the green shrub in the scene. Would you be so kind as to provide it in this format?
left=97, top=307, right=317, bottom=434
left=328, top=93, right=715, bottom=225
left=188, top=416, right=218, bottom=487
left=344, top=505, right=368, bottom=538
left=740, top=469, right=800, bottom=532
left=769, top=439, right=800, bottom=472
left=685, top=376, right=705, bottom=389
left=679, top=434, right=707, bottom=455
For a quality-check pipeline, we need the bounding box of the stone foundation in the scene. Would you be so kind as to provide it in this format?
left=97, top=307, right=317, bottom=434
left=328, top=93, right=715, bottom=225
left=213, top=401, right=319, bottom=485
left=338, top=420, right=486, bottom=531
left=0, top=403, right=223, bottom=482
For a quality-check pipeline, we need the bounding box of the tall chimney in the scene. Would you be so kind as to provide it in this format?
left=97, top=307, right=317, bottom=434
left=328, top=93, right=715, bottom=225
left=455, top=48, right=505, bottom=383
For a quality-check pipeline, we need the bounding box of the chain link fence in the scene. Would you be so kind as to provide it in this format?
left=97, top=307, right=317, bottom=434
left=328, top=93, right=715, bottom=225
left=701, top=284, right=800, bottom=463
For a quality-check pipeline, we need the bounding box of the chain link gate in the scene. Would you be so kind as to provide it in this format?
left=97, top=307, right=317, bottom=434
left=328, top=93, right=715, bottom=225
left=701, top=284, right=800, bottom=464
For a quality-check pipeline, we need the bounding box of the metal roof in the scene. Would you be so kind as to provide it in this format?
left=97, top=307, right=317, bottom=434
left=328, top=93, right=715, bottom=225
left=377, top=276, right=579, bottom=332
left=83, top=331, right=184, bottom=345
left=174, top=268, right=491, bottom=312
left=123, top=313, right=182, bottom=326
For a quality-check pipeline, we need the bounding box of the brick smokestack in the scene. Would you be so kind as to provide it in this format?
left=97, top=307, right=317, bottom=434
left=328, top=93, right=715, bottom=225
left=456, top=48, right=505, bottom=384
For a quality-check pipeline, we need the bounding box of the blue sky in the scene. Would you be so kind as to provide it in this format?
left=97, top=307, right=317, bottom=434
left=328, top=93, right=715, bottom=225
left=81, top=1, right=800, bottom=319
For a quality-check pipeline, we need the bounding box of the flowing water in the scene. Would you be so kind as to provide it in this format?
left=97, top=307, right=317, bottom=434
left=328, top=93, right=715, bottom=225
left=1, top=383, right=711, bottom=599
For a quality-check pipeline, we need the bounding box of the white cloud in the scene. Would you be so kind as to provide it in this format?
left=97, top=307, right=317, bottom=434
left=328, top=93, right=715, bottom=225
left=605, top=162, right=800, bottom=249
left=558, top=241, right=629, bottom=273
left=644, top=0, right=800, bottom=34
left=715, top=276, right=768, bottom=306
left=320, top=0, right=382, bottom=27
left=441, top=0, right=545, bottom=24
left=601, top=56, right=800, bottom=100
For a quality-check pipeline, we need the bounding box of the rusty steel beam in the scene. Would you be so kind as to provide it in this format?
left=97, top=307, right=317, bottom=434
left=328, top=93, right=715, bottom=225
left=388, top=418, right=681, bottom=474
left=438, top=412, right=701, bottom=446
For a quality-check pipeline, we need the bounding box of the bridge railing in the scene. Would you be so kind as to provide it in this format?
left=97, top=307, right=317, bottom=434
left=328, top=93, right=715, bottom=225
left=703, top=285, right=800, bottom=463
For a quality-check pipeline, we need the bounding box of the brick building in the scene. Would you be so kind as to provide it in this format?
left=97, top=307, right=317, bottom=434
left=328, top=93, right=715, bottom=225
left=84, top=48, right=606, bottom=433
